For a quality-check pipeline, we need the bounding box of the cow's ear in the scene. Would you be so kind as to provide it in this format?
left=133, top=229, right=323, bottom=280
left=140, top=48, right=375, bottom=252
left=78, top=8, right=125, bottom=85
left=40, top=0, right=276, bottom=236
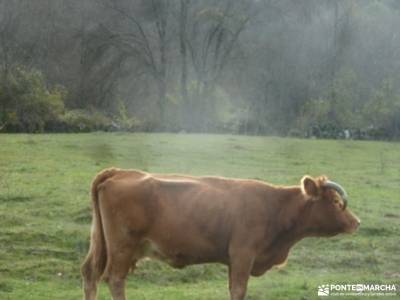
left=301, top=176, right=319, bottom=197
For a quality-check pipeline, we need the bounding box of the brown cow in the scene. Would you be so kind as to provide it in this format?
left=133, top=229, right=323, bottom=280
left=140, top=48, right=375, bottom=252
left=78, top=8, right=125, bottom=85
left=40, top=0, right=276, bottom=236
left=81, top=168, right=360, bottom=300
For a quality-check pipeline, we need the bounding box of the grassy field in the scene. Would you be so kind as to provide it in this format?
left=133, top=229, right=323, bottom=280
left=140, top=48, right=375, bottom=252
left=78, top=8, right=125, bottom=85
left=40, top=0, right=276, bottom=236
left=0, top=133, right=399, bottom=300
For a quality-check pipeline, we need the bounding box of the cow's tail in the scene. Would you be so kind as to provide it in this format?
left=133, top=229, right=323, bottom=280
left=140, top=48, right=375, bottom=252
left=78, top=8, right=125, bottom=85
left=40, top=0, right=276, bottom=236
left=81, top=168, right=119, bottom=287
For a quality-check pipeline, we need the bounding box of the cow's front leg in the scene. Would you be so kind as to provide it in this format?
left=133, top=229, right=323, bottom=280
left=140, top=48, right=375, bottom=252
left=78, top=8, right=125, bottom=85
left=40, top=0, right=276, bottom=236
left=228, top=249, right=255, bottom=300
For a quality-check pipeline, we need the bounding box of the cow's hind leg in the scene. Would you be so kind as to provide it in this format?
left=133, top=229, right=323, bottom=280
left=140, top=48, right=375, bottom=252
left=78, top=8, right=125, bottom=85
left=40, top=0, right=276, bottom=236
left=81, top=254, right=104, bottom=300
left=103, top=246, right=137, bottom=300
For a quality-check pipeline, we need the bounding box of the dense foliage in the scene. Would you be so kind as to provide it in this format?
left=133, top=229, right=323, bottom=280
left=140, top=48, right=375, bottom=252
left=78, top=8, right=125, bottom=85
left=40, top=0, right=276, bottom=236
left=0, top=67, right=65, bottom=132
left=0, top=0, right=399, bottom=138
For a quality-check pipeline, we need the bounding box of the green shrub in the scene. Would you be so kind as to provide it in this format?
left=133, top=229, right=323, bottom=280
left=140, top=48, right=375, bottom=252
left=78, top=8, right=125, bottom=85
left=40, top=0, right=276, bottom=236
left=0, top=66, right=66, bottom=132
left=61, top=109, right=112, bottom=132
left=362, top=78, right=400, bottom=139
left=115, top=101, right=141, bottom=131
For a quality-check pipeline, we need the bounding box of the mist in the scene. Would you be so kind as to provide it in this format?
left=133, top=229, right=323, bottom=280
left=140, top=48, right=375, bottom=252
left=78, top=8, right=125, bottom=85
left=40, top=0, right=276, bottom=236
left=1, top=0, right=399, bottom=139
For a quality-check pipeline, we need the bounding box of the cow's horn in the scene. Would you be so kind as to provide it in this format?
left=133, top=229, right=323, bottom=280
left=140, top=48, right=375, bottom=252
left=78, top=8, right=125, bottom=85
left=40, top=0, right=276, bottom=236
left=324, top=180, right=348, bottom=208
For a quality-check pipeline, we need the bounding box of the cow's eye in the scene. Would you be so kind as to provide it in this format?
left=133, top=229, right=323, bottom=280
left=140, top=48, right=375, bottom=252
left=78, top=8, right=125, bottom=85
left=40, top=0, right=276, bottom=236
left=333, top=199, right=339, bottom=204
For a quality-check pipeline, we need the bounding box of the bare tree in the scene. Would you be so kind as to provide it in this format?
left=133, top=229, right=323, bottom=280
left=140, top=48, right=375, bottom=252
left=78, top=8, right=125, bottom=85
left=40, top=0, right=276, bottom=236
left=98, top=0, right=172, bottom=126
left=183, top=0, right=252, bottom=130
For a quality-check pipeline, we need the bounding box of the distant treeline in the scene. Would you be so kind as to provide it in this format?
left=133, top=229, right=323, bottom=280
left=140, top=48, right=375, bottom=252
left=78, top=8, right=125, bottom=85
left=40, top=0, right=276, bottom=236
left=0, top=0, right=399, bottom=139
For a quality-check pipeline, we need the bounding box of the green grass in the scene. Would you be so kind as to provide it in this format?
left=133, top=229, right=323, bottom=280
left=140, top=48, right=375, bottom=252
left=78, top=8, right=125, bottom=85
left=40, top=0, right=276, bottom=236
left=0, top=133, right=399, bottom=299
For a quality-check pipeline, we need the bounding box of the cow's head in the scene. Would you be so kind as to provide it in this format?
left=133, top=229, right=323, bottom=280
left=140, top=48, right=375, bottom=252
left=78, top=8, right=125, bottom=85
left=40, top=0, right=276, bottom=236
left=301, top=175, right=360, bottom=236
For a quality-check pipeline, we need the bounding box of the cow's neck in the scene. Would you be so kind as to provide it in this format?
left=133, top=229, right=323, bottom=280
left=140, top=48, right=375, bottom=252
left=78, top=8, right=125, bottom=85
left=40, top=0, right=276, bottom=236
left=273, top=187, right=311, bottom=238
left=259, top=188, right=311, bottom=266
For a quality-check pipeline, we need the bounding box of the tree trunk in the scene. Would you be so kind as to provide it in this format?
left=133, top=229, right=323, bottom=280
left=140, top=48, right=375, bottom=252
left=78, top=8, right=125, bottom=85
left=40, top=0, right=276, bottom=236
left=157, top=77, right=166, bottom=129
left=154, top=1, right=168, bottom=129
left=179, top=0, right=190, bottom=130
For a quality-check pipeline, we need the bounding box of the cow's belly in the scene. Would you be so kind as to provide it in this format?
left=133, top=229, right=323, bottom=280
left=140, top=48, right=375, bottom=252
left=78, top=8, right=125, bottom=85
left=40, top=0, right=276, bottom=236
left=135, top=204, right=230, bottom=267
left=138, top=238, right=225, bottom=268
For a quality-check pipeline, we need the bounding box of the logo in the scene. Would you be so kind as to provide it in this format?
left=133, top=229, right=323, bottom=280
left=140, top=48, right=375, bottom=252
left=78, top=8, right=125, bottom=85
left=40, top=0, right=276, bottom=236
left=318, top=285, right=330, bottom=296
left=317, top=283, right=397, bottom=297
